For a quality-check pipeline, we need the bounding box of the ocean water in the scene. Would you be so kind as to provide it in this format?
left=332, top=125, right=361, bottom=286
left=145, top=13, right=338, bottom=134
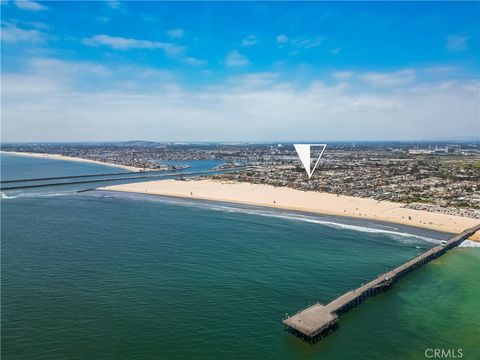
left=1, top=155, right=479, bottom=360
left=0, top=153, right=130, bottom=181
left=0, top=154, right=227, bottom=197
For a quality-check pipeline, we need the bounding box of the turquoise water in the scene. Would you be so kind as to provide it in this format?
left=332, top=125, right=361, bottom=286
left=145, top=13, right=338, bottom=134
left=1, top=155, right=479, bottom=360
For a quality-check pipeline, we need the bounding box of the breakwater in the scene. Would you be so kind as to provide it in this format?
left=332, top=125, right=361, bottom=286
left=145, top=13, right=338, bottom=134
left=0, top=171, right=146, bottom=183
left=0, top=167, right=245, bottom=191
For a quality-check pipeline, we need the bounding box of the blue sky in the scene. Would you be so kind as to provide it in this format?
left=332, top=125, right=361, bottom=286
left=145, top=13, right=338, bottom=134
left=1, top=1, right=479, bottom=142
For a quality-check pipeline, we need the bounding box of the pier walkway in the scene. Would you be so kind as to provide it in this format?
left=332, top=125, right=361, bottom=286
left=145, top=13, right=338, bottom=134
left=283, top=223, right=480, bottom=343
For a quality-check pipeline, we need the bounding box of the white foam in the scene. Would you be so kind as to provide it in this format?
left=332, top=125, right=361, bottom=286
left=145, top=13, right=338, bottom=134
left=208, top=205, right=440, bottom=244
left=99, top=192, right=440, bottom=244
left=459, top=240, right=480, bottom=248
left=0, top=191, right=73, bottom=199
left=1, top=192, right=18, bottom=199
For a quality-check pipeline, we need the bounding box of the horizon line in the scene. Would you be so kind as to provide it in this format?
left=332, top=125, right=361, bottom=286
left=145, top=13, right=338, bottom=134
left=1, top=139, right=479, bottom=145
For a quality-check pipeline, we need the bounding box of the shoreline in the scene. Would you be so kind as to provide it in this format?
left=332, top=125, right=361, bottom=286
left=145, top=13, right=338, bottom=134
left=100, top=179, right=480, bottom=241
left=96, top=189, right=453, bottom=242
left=0, top=151, right=146, bottom=172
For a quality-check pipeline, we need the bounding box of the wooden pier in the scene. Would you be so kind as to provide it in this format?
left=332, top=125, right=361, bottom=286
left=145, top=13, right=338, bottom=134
left=283, top=224, right=480, bottom=343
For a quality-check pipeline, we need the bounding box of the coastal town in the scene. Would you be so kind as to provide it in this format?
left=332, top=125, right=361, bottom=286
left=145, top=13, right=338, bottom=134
left=215, top=143, right=480, bottom=218
left=2, top=142, right=479, bottom=218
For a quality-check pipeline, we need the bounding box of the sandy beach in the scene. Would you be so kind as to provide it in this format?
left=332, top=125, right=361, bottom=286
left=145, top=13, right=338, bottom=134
left=102, top=179, right=480, bottom=241
left=1, top=151, right=146, bottom=172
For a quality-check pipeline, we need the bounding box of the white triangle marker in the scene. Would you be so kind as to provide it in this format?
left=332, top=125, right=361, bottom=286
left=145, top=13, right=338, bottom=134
left=293, top=144, right=326, bottom=179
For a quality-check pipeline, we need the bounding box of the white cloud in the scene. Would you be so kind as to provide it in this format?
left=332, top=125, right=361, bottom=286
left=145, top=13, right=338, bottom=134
left=226, top=72, right=280, bottom=90
left=445, top=34, right=469, bottom=52
left=82, top=34, right=185, bottom=56
left=0, top=22, right=47, bottom=43
left=25, top=21, right=50, bottom=30
left=423, top=66, right=456, bottom=74
left=166, top=28, right=184, bottom=39
left=14, top=0, right=46, bottom=11
left=276, top=35, right=325, bottom=49
left=359, top=69, right=415, bottom=87
left=29, top=58, right=113, bottom=77
left=291, top=37, right=324, bottom=49
left=2, top=59, right=478, bottom=142
left=106, top=1, right=122, bottom=10
left=181, top=57, right=206, bottom=66
left=225, top=50, right=249, bottom=67
left=241, top=35, right=260, bottom=46
left=332, top=71, right=353, bottom=80
left=276, top=34, right=288, bottom=44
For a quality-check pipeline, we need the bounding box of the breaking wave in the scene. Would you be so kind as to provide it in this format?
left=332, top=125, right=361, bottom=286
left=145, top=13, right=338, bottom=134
left=459, top=240, right=480, bottom=248
left=94, top=191, right=441, bottom=244
left=1, top=192, right=18, bottom=199
left=1, top=191, right=74, bottom=199
left=203, top=204, right=440, bottom=244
